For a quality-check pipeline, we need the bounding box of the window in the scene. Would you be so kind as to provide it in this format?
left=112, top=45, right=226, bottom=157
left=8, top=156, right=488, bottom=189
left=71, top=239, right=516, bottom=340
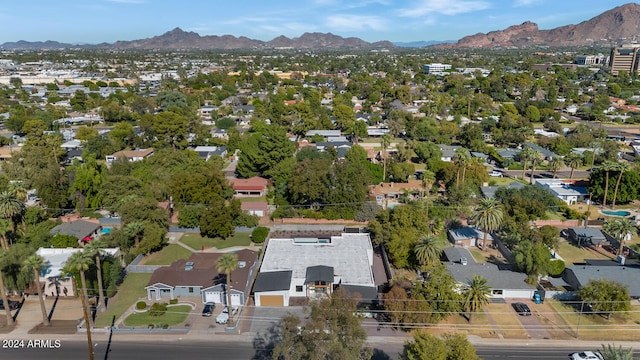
left=492, top=289, right=503, bottom=295
left=188, top=287, right=194, bottom=293
left=296, top=286, right=303, bottom=292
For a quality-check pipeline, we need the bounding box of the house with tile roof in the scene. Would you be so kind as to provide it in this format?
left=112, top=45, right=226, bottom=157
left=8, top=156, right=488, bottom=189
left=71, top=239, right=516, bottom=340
left=228, top=176, right=268, bottom=197
left=105, top=148, right=154, bottom=166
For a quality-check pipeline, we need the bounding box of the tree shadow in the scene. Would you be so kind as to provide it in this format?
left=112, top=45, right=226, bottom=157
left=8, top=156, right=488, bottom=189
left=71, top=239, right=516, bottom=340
left=48, top=295, right=59, bottom=321
left=371, top=348, right=393, bottom=360
left=251, top=322, right=280, bottom=360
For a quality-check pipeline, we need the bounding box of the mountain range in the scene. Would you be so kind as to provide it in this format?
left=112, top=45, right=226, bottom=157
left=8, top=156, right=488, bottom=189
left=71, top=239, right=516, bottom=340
left=1, top=3, right=639, bottom=50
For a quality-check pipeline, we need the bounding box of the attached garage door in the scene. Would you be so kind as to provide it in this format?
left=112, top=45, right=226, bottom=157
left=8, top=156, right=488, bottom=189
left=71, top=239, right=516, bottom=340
left=260, top=295, right=284, bottom=306
left=204, top=291, right=221, bottom=304
left=231, top=293, right=242, bottom=306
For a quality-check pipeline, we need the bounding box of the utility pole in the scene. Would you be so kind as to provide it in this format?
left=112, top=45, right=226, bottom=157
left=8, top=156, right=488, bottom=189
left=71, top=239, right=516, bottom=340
left=80, top=285, right=94, bottom=360
left=575, top=301, right=585, bottom=338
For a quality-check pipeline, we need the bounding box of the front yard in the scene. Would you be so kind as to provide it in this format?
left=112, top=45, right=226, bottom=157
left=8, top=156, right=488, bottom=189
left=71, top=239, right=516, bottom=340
left=95, top=273, right=152, bottom=327
left=180, top=232, right=252, bottom=250
left=123, top=304, right=192, bottom=327
left=140, top=244, right=193, bottom=265
left=555, top=240, right=613, bottom=265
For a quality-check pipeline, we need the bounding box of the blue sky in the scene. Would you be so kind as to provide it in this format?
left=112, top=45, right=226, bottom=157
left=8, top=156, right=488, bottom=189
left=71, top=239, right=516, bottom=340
left=0, top=0, right=633, bottom=44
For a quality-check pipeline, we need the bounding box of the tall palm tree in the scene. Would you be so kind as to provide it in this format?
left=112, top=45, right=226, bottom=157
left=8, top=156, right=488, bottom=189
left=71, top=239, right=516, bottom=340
left=0, top=252, right=14, bottom=326
left=518, top=146, right=533, bottom=181
left=124, top=221, right=145, bottom=249
left=84, top=240, right=107, bottom=311
left=421, top=170, right=436, bottom=220
left=0, top=191, right=25, bottom=234
left=611, top=162, right=630, bottom=209
left=63, top=251, right=94, bottom=360
left=603, top=218, right=638, bottom=256
left=528, top=150, right=542, bottom=184
left=549, top=157, right=564, bottom=179
left=64, top=251, right=95, bottom=326
left=8, top=182, right=27, bottom=202
left=217, top=253, right=238, bottom=326
left=470, top=198, right=504, bottom=251
left=462, top=274, right=491, bottom=322
left=453, top=148, right=471, bottom=185
left=413, top=235, right=440, bottom=268
left=0, top=219, right=10, bottom=250
left=381, top=134, right=391, bottom=182
left=22, top=255, right=49, bottom=326
left=601, top=161, right=616, bottom=209
left=565, top=153, right=582, bottom=180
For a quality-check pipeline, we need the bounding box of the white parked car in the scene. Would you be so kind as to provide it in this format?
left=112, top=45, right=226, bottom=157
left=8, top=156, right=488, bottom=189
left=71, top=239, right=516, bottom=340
left=570, top=351, right=604, bottom=360
left=490, top=170, right=504, bottom=177
left=216, top=312, right=229, bottom=324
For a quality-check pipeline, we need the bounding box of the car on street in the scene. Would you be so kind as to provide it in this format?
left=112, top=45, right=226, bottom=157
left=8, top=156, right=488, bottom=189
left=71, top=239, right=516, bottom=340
left=512, top=302, right=531, bottom=316
left=490, top=170, right=504, bottom=177
left=222, top=306, right=238, bottom=315
left=570, top=351, right=604, bottom=360
left=202, top=302, right=215, bottom=317
left=0, top=299, right=22, bottom=310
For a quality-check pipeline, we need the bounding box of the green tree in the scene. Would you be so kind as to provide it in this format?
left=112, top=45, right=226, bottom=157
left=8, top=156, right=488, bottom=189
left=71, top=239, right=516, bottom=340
left=124, top=221, right=145, bottom=249
left=470, top=198, right=503, bottom=251
left=70, top=155, right=105, bottom=211
left=528, top=149, right=542, bottom=185
left=236, top=125, right=295, bottom=178
left=413, top=235, right=440, bottom=268
left=401, top=331, right=480, bottom=360
left=199, top=200, right=235, bottom=239
left=578, top=279, right=631, bottom=320
left=0, top=191, right=25, bottom=234
left=611, top=162, right=630, bottom=209
left=462, top=275, right=491, bottom=322
left=62, top=250, right=94, bottom=356
left=84, top=239, right=108, bottom=311
left=0, top=252, right=14, bottom=325
left=381, top=134, right=391, bottom=182
left=453, top=148, right=471, bottom=186
left=513, top=241, right=552, bottom=283
left=217, top=253, right=238, bottom=326
left=22, top=255, right=49, bottom=326
left=603, top=218, right=638, bottom=256
left=601, top=161, right=617, bottom=209
left=518, top=146, right=534, bottom=181
left=272, top=288, right=371, bottom=360
left=421, top=170, right=436, bottom=220
left=51, top=234, right=79, bottom=248
left=565, top=153, right=582, bottom=180
left=549, top=157, right=564, bottom=179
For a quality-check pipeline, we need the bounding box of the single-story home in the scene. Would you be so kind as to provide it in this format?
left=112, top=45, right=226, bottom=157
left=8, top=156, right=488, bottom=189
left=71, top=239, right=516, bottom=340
left=35, top=247, right=121, bottom=297
left=241, top=201, right=269, bottom=217
left=535, top=179, right=589, bottom=205
left=369, top=180, right=423, bottom=208
left=253, top=233, right=377, bottom=307
left=480, top=181, right=525, bottom=199
left=563, top=262, right=640, bottom=298
left=443, top=247, right=536, bottom=298
left=145, top=249, right=257, bottom=305
left=50, top=219, right=102, bottom=242
left=228, top=176, right=268, bottom=197
left=105, top=148, right=154, bottom=166
left=447, top=226, right=494, bottom=248
left=193, top=146, right=228, bottom=160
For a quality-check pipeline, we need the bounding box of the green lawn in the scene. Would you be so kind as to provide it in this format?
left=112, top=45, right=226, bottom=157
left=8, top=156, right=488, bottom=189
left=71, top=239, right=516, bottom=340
left=544, top=210, right=565, bottom=221
left=555, top=241, right=612, bottom=265
left=181, top=232, right=252, bottom=250
left=239, top=196, right=268, bottom=203
left=140, top=244, right=193, bottom=265
left=95, top=273, right=152, bottom=327
left=123, top=305, right=192, bottom=327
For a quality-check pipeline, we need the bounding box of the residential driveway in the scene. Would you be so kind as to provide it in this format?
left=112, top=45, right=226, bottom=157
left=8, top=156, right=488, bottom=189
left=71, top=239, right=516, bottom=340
left=249, top=306, right=305, bottom=337
left=506, top=299, right=551, bottom=340
left=12, top=296, right=83, bottom=335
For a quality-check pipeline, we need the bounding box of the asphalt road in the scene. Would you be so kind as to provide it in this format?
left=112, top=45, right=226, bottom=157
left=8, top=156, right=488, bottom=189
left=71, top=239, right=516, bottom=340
left=2, top=339, right=636, bottom=360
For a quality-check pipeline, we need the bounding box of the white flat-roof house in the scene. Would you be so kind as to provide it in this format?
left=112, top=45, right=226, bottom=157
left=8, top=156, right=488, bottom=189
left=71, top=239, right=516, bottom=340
left=534, top=179, right=590, bottom=205
left=253, top=233, right=376, bottom=307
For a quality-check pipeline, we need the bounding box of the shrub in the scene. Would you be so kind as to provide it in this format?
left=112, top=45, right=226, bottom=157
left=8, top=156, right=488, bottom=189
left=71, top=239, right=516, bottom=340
left=136, top=301, right=147, bottom=310
left=149, top=302, right=168, bottom=317
left=169, top=299, right=178, bottom=305
left=251, top=227, right=269, bottom=244
left=548, top=259, right=566, bottom=277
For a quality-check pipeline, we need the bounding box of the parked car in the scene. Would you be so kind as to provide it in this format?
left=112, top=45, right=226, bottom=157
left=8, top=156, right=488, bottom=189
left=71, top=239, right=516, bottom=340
left=459, top=257, right=468, bottom=265
left=570, top=351, right=604, bottom=360
left=202, top=302, right=215, bottom=317
left=0, top=299, right=21, bottom=310
left=216, top=311, right=229, bottom=324
left=512, top=302, right=531, bottom=316
left=222, top=306, right=238, bottom=315
left=489, top=170, right=504, bottom=177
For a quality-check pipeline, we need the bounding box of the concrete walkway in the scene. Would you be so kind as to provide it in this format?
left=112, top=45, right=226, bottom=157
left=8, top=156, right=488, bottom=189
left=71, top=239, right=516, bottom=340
left=168, top=231, right=261, bottom=254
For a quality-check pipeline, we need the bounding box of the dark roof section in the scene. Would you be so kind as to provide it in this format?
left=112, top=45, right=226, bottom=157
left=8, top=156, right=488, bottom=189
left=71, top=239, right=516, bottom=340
left=50, top=220, right=101, bottom=240
left=305, top=265, right=334, bottom=284
left=252, top=270, right=293, bottom=292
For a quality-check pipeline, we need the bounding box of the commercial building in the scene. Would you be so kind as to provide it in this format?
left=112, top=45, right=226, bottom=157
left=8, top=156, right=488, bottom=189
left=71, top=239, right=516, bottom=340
left=609, top=45, right=640, bottom=75
left=423, top=63, right=452, bottom=74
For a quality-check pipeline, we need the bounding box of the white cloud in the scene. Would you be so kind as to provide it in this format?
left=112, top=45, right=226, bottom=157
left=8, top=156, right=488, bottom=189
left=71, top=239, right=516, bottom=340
left=514, top=0, right=542, bottom=6
left=398, top=0, right=490, bottom=17
left=325, top=14, right=388, bottom=31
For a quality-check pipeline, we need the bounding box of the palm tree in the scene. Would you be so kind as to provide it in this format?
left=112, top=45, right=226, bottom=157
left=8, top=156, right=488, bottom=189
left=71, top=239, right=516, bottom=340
left=84, top=240, right=107, bottom=311
left=603, top=218, right=638, bottom=256
left=421, top=170, right=436, bottom=220
left=0, top=219, right=10, bottom=250
left=8, top=181, right=27, bottom=202
left=413, top=235, right=440, bottom=268
left=565, top=153, right=582, bottom=180
left=22, top=255, right=49, bottom=326
left=124, top=221, right=145, bottom=249
left=63, top=251, right=94, bottom=360
left=0, top=191, right=25, bottom=234
left=611, top=162, right=630, bottom=209
left=453, top=148, right=471, bottom=185
left=0, top=252, right=14, bottom=326
left=601, top=161, right=617, bottom=209
left=381, top=134, right=391, bottom=182
left=528, top=149, right=542, bottom=185
left=217, top=253, right=238, bottom=326
left=462, top=275, right=491, bottom=322
left=549, top=157, right=564, bottom=179
left=470, top=198, right=504, bottom=251
left=518, top=146, right=533, bottom=181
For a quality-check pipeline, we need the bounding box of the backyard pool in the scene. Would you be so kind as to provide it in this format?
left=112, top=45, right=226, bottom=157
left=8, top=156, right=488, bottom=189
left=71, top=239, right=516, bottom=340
left=601, top=210, right=631, bottom=217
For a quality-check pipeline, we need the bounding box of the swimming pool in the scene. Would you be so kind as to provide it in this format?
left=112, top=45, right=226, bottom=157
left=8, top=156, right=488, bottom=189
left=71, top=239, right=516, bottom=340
left=601, top=210, right=631, bottom=217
